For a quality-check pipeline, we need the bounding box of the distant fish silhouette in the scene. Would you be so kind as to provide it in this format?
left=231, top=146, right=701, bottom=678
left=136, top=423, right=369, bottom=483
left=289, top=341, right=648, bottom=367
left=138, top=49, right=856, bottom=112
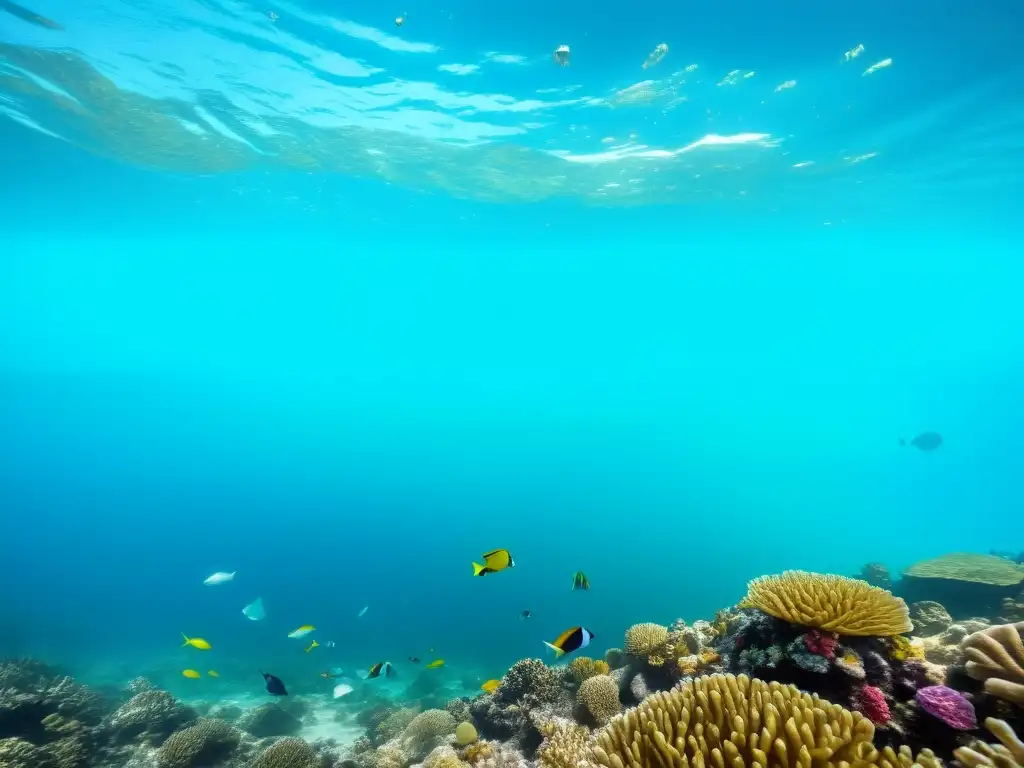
left=0, top=0, right=63, bottom=29
left=900, top=432, right=943, bottom=452
left=261, top=671, right=287, bottom=696
left=242, top=597, right=265, bottom=621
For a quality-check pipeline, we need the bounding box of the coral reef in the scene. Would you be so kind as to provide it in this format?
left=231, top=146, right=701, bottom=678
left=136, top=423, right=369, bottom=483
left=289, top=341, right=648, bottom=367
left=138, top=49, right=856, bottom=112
left=741, top=571, right=913, bottom=636
left=900, top=554, right=1024, bottom=618
left=955, top=718, right=1024, bottom=768
left=911, top=602, right=955, bottom=637
left=575, top=676, right=619, bottom=725
left=567, top=658, right=609, bottom=683
left=250, top=736, right=318, bottom=768
left=858, top=563, right=894, bottom=590
left=962, top=622, right=1024, bottom=707
left=106, top=689, right=197, bottom=745
left=156, top=718, right=242, bottom=768
left=237, top=702, right=303, bottom=738
left=588, top=672, right=940, bottom=768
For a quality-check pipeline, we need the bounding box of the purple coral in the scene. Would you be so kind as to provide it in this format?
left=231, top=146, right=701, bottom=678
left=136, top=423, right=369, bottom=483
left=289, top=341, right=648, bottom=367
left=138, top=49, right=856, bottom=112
left=914, top=685, right=977, bottom=730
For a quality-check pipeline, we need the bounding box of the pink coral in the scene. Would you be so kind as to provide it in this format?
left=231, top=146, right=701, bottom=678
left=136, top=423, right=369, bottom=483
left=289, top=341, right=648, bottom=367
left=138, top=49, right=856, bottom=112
left=854, top=685, right=890, bottom=725
left=802, top=630, right=838, bottom=659
left=914, top=685, right=977, bottom=730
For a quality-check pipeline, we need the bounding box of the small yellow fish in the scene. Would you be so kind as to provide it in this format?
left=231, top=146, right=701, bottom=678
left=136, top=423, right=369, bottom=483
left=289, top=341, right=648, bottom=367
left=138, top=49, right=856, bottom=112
left=472, top=549, right=514, bottom=576
left=305, top=640, right=320, bottom=653
left=181, top=633, right=211, bottom=650
left=182, top=669, right=201, bottom=679
left=288, top=625, right=315, bottom=639
left=481, top=679, right=501, bottom=693
left=426, top=659, right=444, bottom=669
left=207, top=670, right=219, bottom=677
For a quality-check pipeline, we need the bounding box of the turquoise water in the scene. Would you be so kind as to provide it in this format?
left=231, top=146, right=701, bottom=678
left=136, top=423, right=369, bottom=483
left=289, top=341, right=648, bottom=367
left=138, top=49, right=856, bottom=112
left=1, top=0, right=1022, bottom=706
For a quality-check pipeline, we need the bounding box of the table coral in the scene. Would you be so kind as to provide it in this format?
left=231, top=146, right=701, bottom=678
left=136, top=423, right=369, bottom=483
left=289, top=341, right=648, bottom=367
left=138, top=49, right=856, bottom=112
left=915, top=685, right=978, bottom=730
left=742, top=571, right=913, bottom=636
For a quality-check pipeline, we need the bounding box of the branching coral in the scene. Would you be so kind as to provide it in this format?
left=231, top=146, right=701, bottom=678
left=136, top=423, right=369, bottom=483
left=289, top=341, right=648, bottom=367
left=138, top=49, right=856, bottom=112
left=157, top=718, right=241, bottom=768
left=955, top=718, right=1024, bottom=768
left=623, top=623, right=674, bottom=666
left=962, top=622, right=1024, bottom=708
left=496, top=659, right=561, bottom=704
left=105, top=689, right=196, bottom=745
left=568, top=657, right=610, bottom=682
left=250, top=736, right=318, bottom=768
left=741, top=571, right=913, bottom=636
left=577, top=675, right=620, bottom=723
left=588, top=673, right=939, bottom=768
left=536, top=717, right=590, bottom=768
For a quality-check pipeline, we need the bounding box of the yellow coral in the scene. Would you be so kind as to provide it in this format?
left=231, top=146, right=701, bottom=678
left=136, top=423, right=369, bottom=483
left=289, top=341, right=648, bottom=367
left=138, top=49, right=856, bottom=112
left=536, top=719, right=590, bottom=768
left=962, top=622, right=1024, bottom=708
left=890, top=635, right=926, bottom=662
left=698, top=647, right=720, bottom=664
left=463, top=741, right=493, bottom=765
left=568, top=657, right=598, bottom=682
left=589, top=673, right=939, bottom=768
left=455, top=721, right=477, bottom=746
left=623, top=623, right=673, bottom=666
left=741, top=570, right=912, bottom=636
left=577, top=674, right=620, bottom=723
left=676, top=656, right=700, bottom=676
left=594, top=659, right=610, bottom=675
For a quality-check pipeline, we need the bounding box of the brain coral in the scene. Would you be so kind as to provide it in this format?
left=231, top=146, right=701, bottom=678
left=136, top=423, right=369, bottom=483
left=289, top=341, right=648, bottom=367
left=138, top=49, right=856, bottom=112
left=904, top=554, right=1024, bottom=586
left=742, top=571, right=913, bottom=636
left=589, top=673, right=941, bottom=768
left=624, top=623, right=672, bottom=665
left=403, top=709, right=458, bottom=760
left=157, top=719, right=241, bottom=768
left=250, top=736, right=317, bottom=768
left=577, top=675, right=620, bottom=723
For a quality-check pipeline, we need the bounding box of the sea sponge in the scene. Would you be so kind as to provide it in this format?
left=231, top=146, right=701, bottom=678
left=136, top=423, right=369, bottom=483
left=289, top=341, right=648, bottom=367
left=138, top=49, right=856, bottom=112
left=962, top=621, right=1024, bottom=707
left=955, top=718, right=1024, bottom=768
left=157, top=718, right=241, bottom=768
left=915, top=685, right=977, bottom=730
left=890, top=635, right=927, bottom=662
left=588, top=673, right=940, bottom=768
left=904, top=554, right=1024, bottom=586
left=249, top=736, right=318, bottom=768
left=624, top=623, right=673, bottom=666
left=741, top=570, right=913, bottom=636
left=455, top=721, right=478, bottom=746
left=577, top=675, right=620, bottom=723
left=536, top=717, right=590, bottom=768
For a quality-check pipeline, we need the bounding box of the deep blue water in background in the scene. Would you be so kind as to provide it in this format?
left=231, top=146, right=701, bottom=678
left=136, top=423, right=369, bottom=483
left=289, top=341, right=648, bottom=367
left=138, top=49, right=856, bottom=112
left=1, top=0, right=1023, bottom=695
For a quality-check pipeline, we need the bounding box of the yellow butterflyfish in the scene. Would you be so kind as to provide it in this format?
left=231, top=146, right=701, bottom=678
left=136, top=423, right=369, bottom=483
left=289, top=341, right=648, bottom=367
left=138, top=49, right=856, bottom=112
left=181, top=633, right=211, bottom=650
left=182, top=669, right=201, bottom=679
left=481, top=679, right=501, bottom=693
left=472, top=549, right=514, bottom=577
left=426, top=659, right=445, bottom=669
